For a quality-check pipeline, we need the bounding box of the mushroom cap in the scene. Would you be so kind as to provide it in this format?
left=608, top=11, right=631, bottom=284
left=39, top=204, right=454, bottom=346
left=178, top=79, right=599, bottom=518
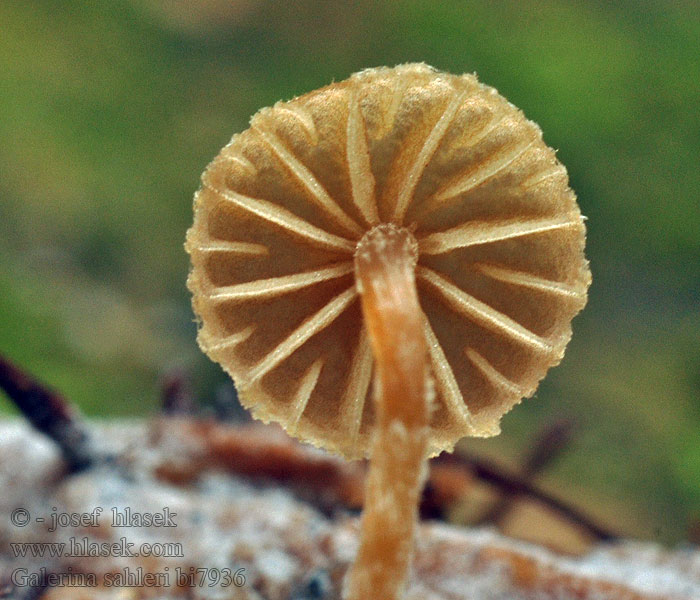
left=186, top=63, right=591, bottom=459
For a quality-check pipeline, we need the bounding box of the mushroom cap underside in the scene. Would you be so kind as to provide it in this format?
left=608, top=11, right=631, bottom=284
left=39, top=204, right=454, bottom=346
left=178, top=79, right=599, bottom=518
left=186, top=63, right=591, bottom=459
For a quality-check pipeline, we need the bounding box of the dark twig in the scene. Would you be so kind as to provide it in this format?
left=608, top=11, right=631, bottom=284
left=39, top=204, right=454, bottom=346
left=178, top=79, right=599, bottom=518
left=160, top=367, right=195, bottom=415
left=0, top=355, right=93, bottom=473
left=522, top=418, right=577, bottom=476
left=440, top=451, right=618, bottom=541
left=477, top=419, right=576, bottom=525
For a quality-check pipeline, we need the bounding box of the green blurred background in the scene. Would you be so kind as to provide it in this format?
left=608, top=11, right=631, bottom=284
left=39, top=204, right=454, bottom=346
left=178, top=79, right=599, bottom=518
left=1, top=0, right=698, bottom=544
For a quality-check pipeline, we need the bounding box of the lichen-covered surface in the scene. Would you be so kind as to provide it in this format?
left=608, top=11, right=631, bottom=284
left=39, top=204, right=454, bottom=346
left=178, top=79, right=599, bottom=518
left=1, top=420, right=699, bottom=599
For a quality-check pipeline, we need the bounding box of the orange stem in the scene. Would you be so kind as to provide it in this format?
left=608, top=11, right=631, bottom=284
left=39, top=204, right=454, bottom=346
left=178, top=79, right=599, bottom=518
left=344, top=224, right=430, bottom=600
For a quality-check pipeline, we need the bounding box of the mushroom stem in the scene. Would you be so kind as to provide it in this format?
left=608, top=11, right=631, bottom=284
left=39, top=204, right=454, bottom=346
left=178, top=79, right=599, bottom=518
left=345, top=224, right=430, bottom=600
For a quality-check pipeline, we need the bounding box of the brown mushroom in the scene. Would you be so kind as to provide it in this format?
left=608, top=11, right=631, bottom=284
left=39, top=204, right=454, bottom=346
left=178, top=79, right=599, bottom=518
left=186, top=63, right=590, bottom=600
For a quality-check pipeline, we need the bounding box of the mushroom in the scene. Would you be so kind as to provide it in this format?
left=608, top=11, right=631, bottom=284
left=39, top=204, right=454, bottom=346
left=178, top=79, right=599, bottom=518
left=186, top=63, right=590, bottom=600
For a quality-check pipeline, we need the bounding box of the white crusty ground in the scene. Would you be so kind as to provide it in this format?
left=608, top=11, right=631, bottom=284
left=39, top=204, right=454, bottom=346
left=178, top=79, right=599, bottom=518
left=0, top=420, right=699, bottom=600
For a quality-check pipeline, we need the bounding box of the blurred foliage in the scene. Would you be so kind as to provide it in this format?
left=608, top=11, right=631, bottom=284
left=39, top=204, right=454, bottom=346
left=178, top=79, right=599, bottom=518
left=0, top=0, right=698, bottom=543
